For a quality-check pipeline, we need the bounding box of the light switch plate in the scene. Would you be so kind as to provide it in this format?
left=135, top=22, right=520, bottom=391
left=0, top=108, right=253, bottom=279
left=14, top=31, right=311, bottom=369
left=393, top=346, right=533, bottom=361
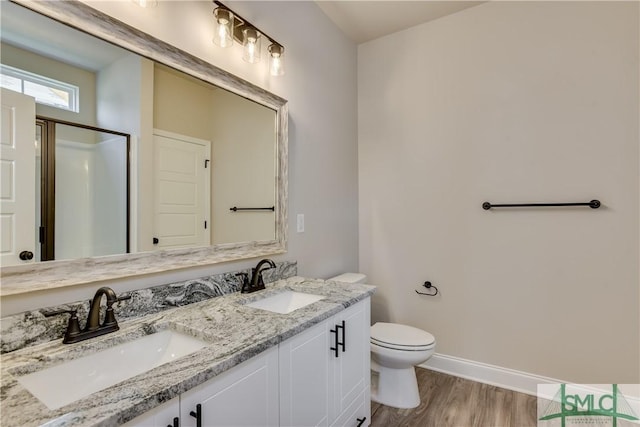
left=297, top=214, right=305, bottom=233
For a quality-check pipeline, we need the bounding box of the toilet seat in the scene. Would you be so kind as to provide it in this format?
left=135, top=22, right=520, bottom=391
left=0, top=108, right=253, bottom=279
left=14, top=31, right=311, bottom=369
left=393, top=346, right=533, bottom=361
left=371, top=339, right=435, bottom=352
left=370, top=322, right=435, bottom=351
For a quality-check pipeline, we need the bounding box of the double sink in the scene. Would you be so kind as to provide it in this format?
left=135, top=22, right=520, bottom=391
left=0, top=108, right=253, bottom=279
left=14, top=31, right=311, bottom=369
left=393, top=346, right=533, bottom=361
left=16, top=290, right=325, bottom=411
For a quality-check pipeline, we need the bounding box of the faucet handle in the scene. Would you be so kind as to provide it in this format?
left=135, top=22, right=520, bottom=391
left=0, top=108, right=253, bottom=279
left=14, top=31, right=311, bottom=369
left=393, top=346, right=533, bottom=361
left=236, top=272, right=249, bottom=293
left=98, top=293, right=131, bottom=329
left=43, top=308, right=75, bottom=316
left=44, top=309, right=81, bottom=343
left=255, top=268, right=267, bottom=288
left=116, top=294, right=132, bottom=303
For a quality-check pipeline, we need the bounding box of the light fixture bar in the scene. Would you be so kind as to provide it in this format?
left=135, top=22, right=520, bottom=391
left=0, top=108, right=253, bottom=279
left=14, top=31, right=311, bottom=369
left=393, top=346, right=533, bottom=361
left=213, top=1, right=282, bottom=48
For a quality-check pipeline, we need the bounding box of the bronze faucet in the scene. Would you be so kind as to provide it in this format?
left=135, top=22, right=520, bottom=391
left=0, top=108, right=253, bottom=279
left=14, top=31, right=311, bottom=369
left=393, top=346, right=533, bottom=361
left=238, top=259, right=276, bottom=293
left=45, top=287, right=131, bottom=344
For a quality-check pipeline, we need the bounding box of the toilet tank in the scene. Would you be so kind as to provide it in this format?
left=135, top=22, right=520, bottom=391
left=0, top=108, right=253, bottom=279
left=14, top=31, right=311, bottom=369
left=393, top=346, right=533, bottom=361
left=328, top=273, right=367, bottom=284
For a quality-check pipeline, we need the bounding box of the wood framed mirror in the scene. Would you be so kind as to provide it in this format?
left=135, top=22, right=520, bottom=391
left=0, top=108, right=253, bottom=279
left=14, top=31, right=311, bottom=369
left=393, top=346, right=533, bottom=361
left=0, top=0, right=288, bottom=296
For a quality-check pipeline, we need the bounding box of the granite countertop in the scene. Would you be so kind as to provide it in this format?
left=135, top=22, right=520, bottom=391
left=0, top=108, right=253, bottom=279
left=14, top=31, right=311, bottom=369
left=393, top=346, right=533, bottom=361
left=0, top=277, right=375, bottom=427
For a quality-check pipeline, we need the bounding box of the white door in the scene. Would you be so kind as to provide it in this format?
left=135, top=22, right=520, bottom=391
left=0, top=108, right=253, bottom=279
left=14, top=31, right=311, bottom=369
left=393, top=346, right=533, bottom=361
left=0, top=88, right=36, bottom=267
left=180, top=346, right=279, bottom=427
left=153, top=130, right=210, bottom=249
left=280, top=320, right=333, bottom=427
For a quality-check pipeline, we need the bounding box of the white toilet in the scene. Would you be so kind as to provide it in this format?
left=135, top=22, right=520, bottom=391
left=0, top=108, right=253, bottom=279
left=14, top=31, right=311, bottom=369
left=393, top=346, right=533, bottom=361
left=329, top=273, right=436, bottom=409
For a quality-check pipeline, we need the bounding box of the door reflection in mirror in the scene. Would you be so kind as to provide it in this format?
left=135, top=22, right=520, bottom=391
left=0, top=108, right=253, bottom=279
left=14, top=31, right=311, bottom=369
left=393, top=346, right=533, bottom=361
left=0, top=88, right=36, bottom=267
left=36, top=118, right=130, bottom=261
left=152, top=129, right=210, bottom=250
left=152, top=65, right=276, bottom=247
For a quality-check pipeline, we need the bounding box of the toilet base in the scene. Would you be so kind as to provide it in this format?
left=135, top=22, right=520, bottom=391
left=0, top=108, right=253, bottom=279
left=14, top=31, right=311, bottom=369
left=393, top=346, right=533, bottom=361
left=370, top=364, right=420, bottom=409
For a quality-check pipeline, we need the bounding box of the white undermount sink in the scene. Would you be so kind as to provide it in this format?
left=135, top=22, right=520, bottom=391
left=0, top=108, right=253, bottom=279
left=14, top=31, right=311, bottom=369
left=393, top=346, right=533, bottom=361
left=17, top=330, right=208, bottom=410
left=244, top=290, right=325, bottom=314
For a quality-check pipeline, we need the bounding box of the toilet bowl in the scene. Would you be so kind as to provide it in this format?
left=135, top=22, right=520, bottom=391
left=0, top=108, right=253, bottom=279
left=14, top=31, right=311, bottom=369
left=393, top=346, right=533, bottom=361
left=329, top=273, right=436, bottom=409
left=370, top=322, right=435, bottom=408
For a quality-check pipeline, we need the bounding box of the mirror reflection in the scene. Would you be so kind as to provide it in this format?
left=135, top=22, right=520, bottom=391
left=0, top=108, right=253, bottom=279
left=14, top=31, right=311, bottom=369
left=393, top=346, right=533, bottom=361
left=35, top=119, right=130, bottom=262
left=0, top=1, right=277, bottom=267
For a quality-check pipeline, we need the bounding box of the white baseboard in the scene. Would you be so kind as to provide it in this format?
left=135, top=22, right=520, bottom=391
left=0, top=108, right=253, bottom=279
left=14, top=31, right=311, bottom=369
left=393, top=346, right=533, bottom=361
left=419, top=353, right=566, bottom=396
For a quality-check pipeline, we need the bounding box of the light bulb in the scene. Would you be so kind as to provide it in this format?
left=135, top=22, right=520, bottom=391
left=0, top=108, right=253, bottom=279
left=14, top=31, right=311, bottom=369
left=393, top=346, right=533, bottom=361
left=242, top=27, right=261, bottom=63
left=213, top=8, right=234, bottom=48
left=217, top=26, right=231, bottom=47
left=269, top=44, right=285, bottom=76
left=131, top=0, right=158, bottom=7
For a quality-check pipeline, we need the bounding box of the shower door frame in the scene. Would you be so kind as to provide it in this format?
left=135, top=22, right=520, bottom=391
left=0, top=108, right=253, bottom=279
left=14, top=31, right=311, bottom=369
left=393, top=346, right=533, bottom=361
left=36, top=116, right=131, bottom=261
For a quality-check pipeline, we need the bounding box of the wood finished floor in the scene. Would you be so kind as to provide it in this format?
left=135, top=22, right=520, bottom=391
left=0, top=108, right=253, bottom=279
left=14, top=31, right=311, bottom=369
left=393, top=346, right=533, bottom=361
left=370, top=368, right=538, bottom=427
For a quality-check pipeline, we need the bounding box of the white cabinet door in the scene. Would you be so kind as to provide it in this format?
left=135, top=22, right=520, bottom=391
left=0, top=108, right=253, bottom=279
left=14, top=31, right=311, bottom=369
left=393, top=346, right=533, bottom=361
left=280, top=297, right=371, bottom=427
left=279, top=320, right=334, bottom=427
left=121, top=397, right=180, bottom=427
left=330, top=390, right=368, bottom=427
left=180, top=346, right=279, bottom=427
left=331, top=300, right=370, bottom=421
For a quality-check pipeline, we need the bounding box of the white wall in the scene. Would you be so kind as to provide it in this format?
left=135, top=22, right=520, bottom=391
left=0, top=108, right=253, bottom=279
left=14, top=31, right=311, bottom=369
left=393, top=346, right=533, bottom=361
left=153, top=64, right=213, bottom=141
left=359, top=1, right=639, bottom=383
left=210, top=88, right=276, bottom=244
left=97, top=53, right=154, bottom=253
left=1, top=1, right=358, bottom=313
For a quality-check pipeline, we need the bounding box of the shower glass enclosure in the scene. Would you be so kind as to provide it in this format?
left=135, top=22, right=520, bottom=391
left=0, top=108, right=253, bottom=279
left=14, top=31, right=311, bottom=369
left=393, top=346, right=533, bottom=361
left=36, top=118, right=129, bottom=261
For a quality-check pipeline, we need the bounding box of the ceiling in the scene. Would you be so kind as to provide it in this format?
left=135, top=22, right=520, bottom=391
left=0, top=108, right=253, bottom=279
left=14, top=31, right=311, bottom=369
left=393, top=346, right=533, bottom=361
left=316, top=1, right=485, bottom=44
left=2, top=1, right=485, bottom=70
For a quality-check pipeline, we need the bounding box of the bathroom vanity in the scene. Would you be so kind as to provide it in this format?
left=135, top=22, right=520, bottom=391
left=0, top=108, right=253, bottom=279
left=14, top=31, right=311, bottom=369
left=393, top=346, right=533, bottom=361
left=0, top=277, right=374, bottom=427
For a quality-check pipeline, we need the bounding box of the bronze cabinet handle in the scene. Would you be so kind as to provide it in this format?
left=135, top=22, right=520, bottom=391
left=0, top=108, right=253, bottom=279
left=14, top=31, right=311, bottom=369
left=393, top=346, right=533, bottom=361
left=190, top=403, right=202, bottom=427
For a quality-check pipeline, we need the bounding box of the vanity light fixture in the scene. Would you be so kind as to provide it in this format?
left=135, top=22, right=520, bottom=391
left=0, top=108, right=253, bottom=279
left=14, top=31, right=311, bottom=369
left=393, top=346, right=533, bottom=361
left=213, top=1, right=285, bottom=76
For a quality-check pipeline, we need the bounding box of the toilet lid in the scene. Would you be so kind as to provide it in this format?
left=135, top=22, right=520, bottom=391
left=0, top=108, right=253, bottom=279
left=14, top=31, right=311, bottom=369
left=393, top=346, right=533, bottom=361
left=371, top=339, right=435, bottom=351
left=370, top=322, right=435, bottom=349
